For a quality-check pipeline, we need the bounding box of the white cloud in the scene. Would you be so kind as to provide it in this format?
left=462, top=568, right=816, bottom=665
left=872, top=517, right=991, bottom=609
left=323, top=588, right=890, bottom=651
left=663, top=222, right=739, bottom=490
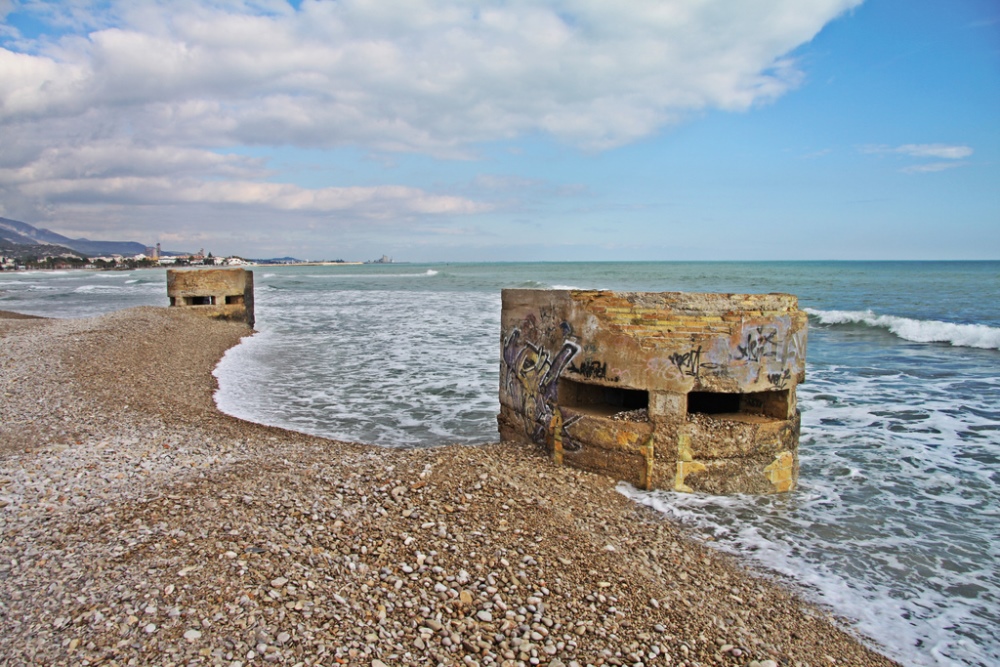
left=10, top=172, right=487, bottom=217
left=2, top=0, right=861, bottom=152
left=894, top=144, right=974, bottom=160
left=863, top=143, right=974, bottom=160
left=0, top=141, right=266, bottom=181
left=0, top=0, right=862, bottom=252
left=902, top=161, right=969, bottom=174
left=860, top=143, right=974, bottom=174
left=0, top=137, right=489, bottom=238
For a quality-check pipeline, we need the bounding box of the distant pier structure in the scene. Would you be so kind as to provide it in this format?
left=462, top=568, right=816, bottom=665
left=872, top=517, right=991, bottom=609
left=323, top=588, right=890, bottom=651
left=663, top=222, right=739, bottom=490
left=499, top=289, right=807, bottom=494
left=166, top=268, right=255, bottom=327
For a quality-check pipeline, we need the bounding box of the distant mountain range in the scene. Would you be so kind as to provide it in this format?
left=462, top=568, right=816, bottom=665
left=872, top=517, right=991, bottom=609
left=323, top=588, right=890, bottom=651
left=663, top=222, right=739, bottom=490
left=0, top=217, right=149, bottom=257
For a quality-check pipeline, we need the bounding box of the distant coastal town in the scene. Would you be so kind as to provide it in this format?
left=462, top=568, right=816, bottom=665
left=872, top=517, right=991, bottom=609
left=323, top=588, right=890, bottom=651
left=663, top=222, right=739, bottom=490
left=0, top=216, right=393, bottom=271
left=0, top=251, right=393, bottom=271
left=0, top=248, right=394, bottom=271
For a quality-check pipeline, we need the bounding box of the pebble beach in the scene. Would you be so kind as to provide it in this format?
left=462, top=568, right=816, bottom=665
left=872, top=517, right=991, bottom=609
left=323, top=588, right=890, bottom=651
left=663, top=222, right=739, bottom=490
left=0, top=306, right=899, bottom=667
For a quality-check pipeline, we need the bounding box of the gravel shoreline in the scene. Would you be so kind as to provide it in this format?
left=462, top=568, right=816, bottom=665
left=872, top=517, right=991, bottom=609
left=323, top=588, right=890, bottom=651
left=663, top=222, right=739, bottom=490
left=0, top=307, right=899, bottom=667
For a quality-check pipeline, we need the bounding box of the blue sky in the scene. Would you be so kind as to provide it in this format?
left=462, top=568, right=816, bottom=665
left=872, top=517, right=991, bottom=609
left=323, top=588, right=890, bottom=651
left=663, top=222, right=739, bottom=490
left=1, top=0, right=997, bottom=261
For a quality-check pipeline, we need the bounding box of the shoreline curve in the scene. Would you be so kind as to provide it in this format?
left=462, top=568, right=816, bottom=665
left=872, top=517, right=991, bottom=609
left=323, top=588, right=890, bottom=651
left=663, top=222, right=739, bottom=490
left=0, top=306, right=899, bottom=666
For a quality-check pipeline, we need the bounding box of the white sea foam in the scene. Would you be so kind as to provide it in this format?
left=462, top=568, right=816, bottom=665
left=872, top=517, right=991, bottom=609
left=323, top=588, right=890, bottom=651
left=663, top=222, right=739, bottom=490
left=806, top=308, right=1000, bottom=350
left=214, top=286, right=501, bottom=447
left=73, top=284, right=122, bottom=292
left=620, top=360, right=1000, bottom=667
left=623, top=484, right=920, bottom=656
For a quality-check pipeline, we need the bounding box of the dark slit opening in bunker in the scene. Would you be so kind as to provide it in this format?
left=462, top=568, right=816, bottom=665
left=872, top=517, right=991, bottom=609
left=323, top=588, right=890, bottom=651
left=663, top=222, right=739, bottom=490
left=558, top=377, right=648, bottom=418
left=687, top=389, right=789, bottom=420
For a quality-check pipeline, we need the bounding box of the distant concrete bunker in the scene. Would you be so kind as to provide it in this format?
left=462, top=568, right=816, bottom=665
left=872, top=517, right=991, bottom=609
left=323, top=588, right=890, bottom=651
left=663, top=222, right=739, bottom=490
left=498, top=289, right=808, bottom=494
left=166, top=268, right=255, bottom=327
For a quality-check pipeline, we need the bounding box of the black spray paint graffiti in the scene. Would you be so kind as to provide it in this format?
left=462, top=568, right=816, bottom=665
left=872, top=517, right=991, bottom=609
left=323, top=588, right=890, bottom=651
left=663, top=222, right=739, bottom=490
left=736, top=327, right=778, bottom=363
left=668, top=346, right=702, bottom=378
left=767, top=369, right=791, bottom=390
left=649, top=346, right=723, bottom=381
left=501, top=328, right=580, bottom=446
left=568, top=359, right=620, bottom=382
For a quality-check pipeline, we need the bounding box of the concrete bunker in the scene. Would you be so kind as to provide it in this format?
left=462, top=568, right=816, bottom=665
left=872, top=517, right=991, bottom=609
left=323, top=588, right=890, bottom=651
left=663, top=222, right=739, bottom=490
left=166, top=268, right=255, bottom=327
left=498, top=289, right=807, bottom=494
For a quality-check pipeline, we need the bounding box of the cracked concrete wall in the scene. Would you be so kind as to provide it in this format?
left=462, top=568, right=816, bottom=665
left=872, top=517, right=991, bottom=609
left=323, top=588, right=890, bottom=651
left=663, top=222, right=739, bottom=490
left=498, top=289, right=807, bottom=494
left=166, top=268, right=255, bottom=328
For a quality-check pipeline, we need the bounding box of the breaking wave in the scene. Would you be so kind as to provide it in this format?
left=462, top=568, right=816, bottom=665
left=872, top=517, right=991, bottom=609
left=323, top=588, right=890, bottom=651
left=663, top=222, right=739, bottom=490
left=805, top=308, right=1000, bottom=350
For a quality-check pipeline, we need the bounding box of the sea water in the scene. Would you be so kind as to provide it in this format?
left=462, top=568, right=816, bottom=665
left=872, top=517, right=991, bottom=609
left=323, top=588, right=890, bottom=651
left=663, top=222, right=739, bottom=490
left=2, top=261, right=998, bottom=667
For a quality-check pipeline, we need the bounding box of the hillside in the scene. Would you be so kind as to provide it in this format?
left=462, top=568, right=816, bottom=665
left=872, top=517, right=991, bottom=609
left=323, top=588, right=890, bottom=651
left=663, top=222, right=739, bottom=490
left=0, top=217, right=148, bottom=257
left=0, top=236, right=83, bottom=259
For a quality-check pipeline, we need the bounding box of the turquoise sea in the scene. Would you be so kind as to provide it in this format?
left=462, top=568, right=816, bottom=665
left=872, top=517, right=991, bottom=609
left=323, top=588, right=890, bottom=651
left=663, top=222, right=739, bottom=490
left=2, top=261, right=998, bottom=667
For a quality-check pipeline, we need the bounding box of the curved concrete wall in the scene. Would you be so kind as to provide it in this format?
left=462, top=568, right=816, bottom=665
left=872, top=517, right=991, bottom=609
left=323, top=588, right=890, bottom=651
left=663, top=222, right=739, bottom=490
left=166, top=268, right=255, bottom=328
left=498, top=289, right=807, bottom=494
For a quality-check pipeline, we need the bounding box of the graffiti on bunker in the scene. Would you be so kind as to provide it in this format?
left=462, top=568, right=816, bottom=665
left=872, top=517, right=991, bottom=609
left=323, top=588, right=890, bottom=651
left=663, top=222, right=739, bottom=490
left=501, top=328, right=580, bottom=446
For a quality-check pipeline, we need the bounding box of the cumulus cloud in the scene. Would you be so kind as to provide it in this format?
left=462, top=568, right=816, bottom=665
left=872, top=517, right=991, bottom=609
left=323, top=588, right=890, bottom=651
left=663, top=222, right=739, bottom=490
left=0, top=0, right=861, bottom=251
left=3, top=0, right=860, bottom=152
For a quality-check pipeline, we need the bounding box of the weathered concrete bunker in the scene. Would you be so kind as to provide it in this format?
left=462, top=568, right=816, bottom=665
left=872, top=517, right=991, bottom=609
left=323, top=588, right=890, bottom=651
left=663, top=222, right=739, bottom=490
left=166, top=268, right=255, bottom=327
left=498, top=290, right=807, bottom=494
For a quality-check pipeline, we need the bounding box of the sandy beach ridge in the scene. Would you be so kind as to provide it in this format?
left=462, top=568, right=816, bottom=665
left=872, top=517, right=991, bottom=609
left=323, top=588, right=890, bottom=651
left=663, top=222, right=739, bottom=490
left=0, top=307, right=899, bottom=667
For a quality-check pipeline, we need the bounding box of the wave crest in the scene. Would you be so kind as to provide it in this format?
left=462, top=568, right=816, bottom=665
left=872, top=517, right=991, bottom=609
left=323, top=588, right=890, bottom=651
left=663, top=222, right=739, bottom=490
left=805, top=308, right=1000, bottom=350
